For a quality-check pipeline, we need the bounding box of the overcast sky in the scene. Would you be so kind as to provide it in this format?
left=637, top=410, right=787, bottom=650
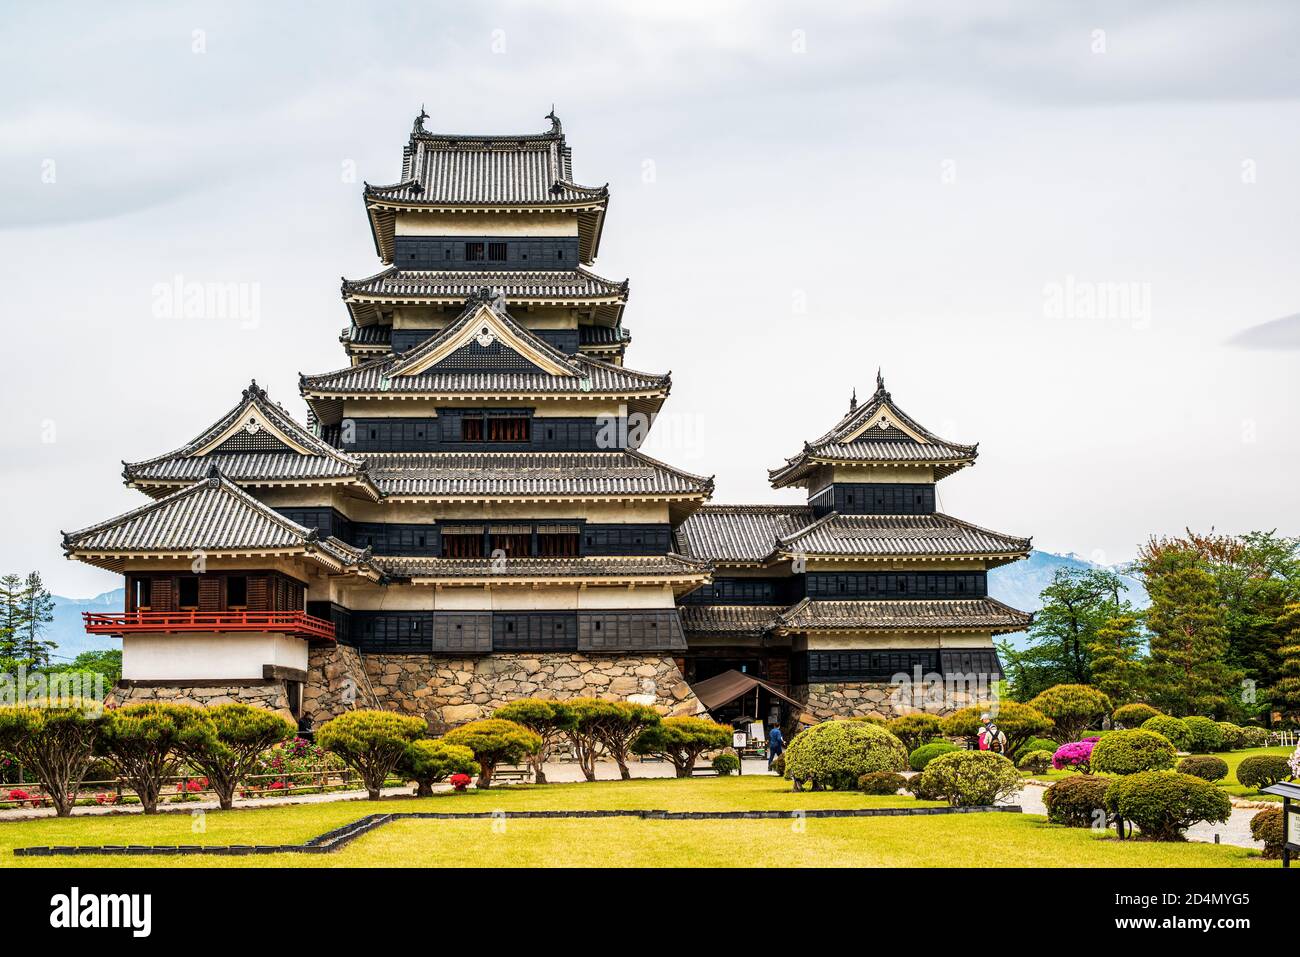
left=2, top=0, right=1298, bottom=598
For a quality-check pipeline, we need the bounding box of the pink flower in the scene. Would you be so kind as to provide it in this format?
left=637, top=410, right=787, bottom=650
left=1052, top=739, right=1096, bottom=772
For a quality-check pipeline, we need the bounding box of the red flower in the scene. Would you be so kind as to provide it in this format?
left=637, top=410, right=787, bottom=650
left=449, top=773, right=472, bottom=792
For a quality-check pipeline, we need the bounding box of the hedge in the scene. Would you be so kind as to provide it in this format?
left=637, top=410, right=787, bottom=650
left=909, top=741, right=960, bottom=771
left=784, top=721, right=908, bottom=791
left=1140, top=715, right=1191, bottom=752
left=1043, top=774, right=1111, bottom=828
left=857, top=771, right=907, bottom=795
left=1182, top=716, right=1224, bottom=754
left=1176, top=755, right=1228, bottom=783
left=918, top=751, right=1022, bottom=807
left=1090, top=729, right=1177, bottom=775
left=1104, top=771, right=1231, bottom=841
left=1235, top=755, right=1291, bottom=791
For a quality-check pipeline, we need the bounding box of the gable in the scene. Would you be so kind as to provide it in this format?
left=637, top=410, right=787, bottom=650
left=392, top=301, right=579, bottom=379
left=191, top=404, right=319, bottom=458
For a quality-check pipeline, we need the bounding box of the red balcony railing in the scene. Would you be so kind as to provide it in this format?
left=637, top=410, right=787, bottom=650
left=83, top=610, right=336, bottom=642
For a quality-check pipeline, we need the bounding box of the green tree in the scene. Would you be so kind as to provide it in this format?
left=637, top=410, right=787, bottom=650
left=15, top=573, right=56, bottom=668
left=1027, top=684, right=1113, bottom=743
left=493, top=699, right=576, bottom=785
left=0, top=573, right=26, bottom=660
left=593, top=702, right=661, bottom=781
left=1272, top=602, right=1300, bottom=724
left=400, top=739, right=479, bottom=797
left=50, top=649, right=122, bottom=684
left=443, top=718, right=542, bottom=789
left=1144, top=560, right=1241, bottom=717
left=563, top=698, right=620, bottom=782
left=940, top=702, right=1053, bottom=757
left=1087, top=613, right=1146, bottom=704
left=631, top=716, right=731, bottom=777
left=99, top=702, right=201, bottom=814
left=1001, top=568, right=1133, bottom=699
left=0, top=700, right=101, bottom=817
left=316, top=709, right=427, bottom=800
left=176, top=703, right=293, bottom=810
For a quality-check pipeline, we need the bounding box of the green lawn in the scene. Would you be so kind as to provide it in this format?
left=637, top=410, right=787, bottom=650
left=0, top=774, right=1272, bottom=868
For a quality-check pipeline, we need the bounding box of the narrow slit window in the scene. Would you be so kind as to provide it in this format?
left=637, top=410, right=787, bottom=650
left=487, top=242, right=508, bottom=261
left=226, top=576, right=248, bottom=609
left=178, top=576, right=200, bottom=610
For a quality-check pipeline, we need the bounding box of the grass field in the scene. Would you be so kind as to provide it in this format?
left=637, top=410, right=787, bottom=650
left=0, top=774, right=1273, bottom=868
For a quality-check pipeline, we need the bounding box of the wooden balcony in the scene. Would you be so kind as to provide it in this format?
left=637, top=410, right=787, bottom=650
left=83, top=610, right=336, bottom=642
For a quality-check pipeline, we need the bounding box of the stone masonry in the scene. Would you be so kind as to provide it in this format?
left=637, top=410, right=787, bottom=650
left=109, top=681, right=294, bottom=723
left=800, top=681, right=990, bottom=722
left=304, top=643, right=381, bottom=729
left=361, top=653, right=702, bottom=733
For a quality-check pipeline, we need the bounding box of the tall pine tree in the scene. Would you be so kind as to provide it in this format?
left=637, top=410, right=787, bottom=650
left=16, top=572, right=56, bottom=668
left=0, top=573, right=24, bottom=662
left=1144, top=560, right=1241, bottom=717
left=1087, top=613, right=1146, bottom=704
left=1273, top=602, right=1300, bottom=724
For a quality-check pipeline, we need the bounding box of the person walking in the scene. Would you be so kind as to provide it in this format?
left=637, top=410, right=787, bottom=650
left=766, top=725, right=786, bottom=772
left=978, top=713, right=1007, bottom=755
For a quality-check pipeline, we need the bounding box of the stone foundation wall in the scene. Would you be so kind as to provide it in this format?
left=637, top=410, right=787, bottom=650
left=109, top=681, right=294, bottom=723
left=799, top=682, right=990, bottom=721
left=304, top=643, right=380, bottom=729
left=363, top=653, right=700, bottom=732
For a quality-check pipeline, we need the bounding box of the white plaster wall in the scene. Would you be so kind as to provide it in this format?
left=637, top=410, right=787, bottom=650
left=122, top=632, right=309, bottom=681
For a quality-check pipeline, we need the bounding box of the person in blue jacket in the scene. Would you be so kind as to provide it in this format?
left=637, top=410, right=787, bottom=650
left=766, top=725, right=786, bottom=771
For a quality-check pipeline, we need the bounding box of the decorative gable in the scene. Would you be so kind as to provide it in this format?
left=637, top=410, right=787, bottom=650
left=391, top=298, right=580, bottom=379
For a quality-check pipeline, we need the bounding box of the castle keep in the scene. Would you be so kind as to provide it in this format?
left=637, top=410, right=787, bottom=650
left=64, top=113, right=1030, bottom=730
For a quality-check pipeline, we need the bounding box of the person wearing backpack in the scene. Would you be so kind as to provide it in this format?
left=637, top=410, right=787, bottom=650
left=978, top=713, right=1007, bottom=754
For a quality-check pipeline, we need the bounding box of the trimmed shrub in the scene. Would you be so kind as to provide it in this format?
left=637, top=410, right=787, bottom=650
left=0, top=699, right=101, bottom=818
left=1182, top=716, right=1225, bottom=754
left=443, top=719, right=542, bottom=789
left=176, top=703, right=294, bottom=810
left=771, top=754, right=785, bottom=777
left=1104, top=771, right=1231, bottom=841
left=907, top=770, right=943, bottom=801
left=632, top=716, right=731, bottom=778
left=1215, top=722, right=1248, bottom=752
left=1043, top=774, right=1112, bottom=828
left=492, top=699, right=576, bottom=785
left=1250, top=807, right=1285, bottom=859
left=1028, top=685, right=1113, bottom=743
left=919, top=750, right=1022, bottom=807
left=1017, top=750, right=1054, bottom=774
left=711, top=752, right=740, bottom=776
left=1052, top=739, right=1095, bottom=773
left=941, top=702, right=1053, bottom=756
left=1112, top=703, right=1160, bottom=729
left=100, top=702, right=204, bottom=814
left=886, top=713, right=943, bottom=752
left=1238, top=726, right=1270, bottom=748
left=317, top=710, right=428, bottom=800
left=1235, top=755, right=1291, bottom=791
left=909, top=741, right=960, bottom=771
left=1014, top=737, right=1060, bottom=762
left=562, top=698, right=621, bottom=783
left=1090, top=729, right=1178, bottom=775
left=1176, top=755, right=1228, bottom=782
left=858, top=770, right=907, bottom=795
left=1141, top=715, right=1191, bottom=751
left=401, top=739, right=479, bottom=797
left=784, top=721, right=908, bottom=791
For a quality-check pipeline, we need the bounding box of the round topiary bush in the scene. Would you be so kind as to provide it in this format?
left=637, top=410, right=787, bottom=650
left=918, top=750, right=1022, bottom=807
left=1043, top=774, right=1112, bottom=828
left=1236, top=755, right=1291, bottom=791
left=1215, top=722, right=1247, bottom=751
left=1090, top=729, right=1178, bottom=775
left=783, top=720, right=908, bottom=791
left=1250, top=806, right=1285, bottom=859
left=1238, top=726, right=1270, bottom=748
left=1104, top=771, right=1231, bottom=841
left=1112, top=703, right=1160, bottom=729
left=1027, top=684, right=1113, bottom=743
left=1017, top=750, right=1054, bottom=774
left=1141, top=715, right=1191, bottom=751
left=857, top=770, right=907, bottom=795
left=909, top=741, right=960, bottom=771
left=711, top=753, right=740, bottom=776
left=1182, top=716, right=1225, bottom=754
left=1176, top=755, right=1229, bottom=782
left=886, top=713, right=944, bottom=752
left=1014, top=737, right=1060, bottom=762
left=907, top=770, right=942, bottom=801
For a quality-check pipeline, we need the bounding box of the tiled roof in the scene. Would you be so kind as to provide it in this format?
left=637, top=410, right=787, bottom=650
left=579, top=324, right=630, bottom=346
left=379, top=554, right=709, bottom=583
left=123, top=381, right=379, bottom=498
left=343, top=325, right=391, bottom=345
left=774, top=597, right=1031, bottom=634
left=365, top=449, right=713, bottom=500
left=770, top=375, right=979, bottom=486
left=777, top=513, right=1031, bottom=562
left=303, top=292, right=666, bottom=399
left=674, top=505, right=813, bottom=565
left=364, top=113, right=607, bottom=263
left=62, top=469, right=376, bottom=575
left=343, top=267, right=626, bottom=301
left=679, top=605, right=785, bottom=635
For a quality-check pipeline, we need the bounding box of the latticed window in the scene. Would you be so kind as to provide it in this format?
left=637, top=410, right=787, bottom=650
left=442, top=528, right=484, bottom=558
left=489, top=527, right=531, bottom=556
left=487, top=416, right=529, bottom=442
left=537, top=526, right=580, bottom=557
left=464, top=242, right=485, bottom=261
left=487, top=242, right=508, bottom=261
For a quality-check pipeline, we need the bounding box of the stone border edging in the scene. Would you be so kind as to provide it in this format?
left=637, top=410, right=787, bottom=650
left=13, top=805, right=1022, bottom=857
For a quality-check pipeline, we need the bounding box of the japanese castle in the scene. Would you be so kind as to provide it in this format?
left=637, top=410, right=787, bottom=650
left=63, top=111, right=1031, bottom=729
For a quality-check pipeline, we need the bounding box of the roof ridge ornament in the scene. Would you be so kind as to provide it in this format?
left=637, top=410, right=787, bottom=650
left=243, top=378, right=266, bottom=401
left=545, top=105, right=562, bottom=135
left=413, top=104, right=429, bottom=134
left=205, top=462, right=223, bottom=486
left=849, top=388, right=857, bottom=412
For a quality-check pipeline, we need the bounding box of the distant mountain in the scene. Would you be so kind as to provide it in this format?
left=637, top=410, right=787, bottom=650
left=46, top=589, right=123, bottom=663
left=45, top=553, right=1143, bottom=660
left=989, top=550, right=1148, bottom=650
